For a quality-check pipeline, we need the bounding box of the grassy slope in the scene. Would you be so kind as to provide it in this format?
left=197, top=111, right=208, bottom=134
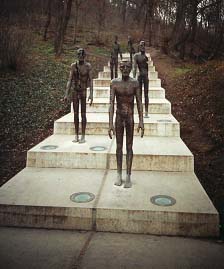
left=0, top=34, right=109, bottom=185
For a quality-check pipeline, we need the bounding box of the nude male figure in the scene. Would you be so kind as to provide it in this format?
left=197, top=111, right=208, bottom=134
left=133, top=40, right=149, bottom=118
left=108, top=60, right=144, bottom=188
left=110, top=35, right=123, bottom=79
left=64, top=48, right=93, bottom=143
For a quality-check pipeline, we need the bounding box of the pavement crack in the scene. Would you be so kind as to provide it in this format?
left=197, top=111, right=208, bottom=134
left=72, top=231, right=95, bottom=269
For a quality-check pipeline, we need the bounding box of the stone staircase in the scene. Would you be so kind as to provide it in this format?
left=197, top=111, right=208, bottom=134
left=0, top=53, right=219, bottom=237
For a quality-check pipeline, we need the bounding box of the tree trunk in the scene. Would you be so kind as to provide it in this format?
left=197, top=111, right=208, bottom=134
left=54, top=0, right=73, bottom=56
left=43, top=0, right=52, bottom=41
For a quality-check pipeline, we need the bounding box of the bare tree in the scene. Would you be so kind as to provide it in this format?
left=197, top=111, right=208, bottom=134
left=54, top=0, right=73, bottom=56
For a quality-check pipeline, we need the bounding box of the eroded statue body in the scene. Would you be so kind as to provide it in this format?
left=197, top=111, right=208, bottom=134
left=110, top=35, right=122, bottom=79
left=133, top=41, right=149, bottom=117
left=64, top=48, right=93, bottom=143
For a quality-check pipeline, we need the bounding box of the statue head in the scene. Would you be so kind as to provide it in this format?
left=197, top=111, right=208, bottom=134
left=114, top=35, right=118, bottom=43
left=77, top=48, right=86, bottom=62
left=119, top=60, right=132, bottom=78
left=139, top=40, right=145, bottom=53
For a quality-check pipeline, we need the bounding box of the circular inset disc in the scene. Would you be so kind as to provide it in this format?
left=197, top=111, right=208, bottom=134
left=70, top=192, right=95, bottom=203
left=90, top=146, right=107, bottom=151
left=150, top=195, right=176, bottom=206
left=40, top=145, right=58, bottom=150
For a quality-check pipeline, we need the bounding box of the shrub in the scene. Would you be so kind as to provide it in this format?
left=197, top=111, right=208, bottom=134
left=0, top=23, right=32, bottom=70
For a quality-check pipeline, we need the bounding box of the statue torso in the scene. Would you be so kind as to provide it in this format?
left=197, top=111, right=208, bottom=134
left=111, top=78, right=138, bottom=115
left=71, top=61, right=91, bottom=90
left=134, top=53, right=148, bottom=76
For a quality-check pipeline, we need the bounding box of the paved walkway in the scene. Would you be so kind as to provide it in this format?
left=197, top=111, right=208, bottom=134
left=0, top=227, right=223, bottom=269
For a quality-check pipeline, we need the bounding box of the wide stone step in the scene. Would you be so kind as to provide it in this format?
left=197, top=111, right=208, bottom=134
left=54, top=113, right=180, bottom=137
left=93, top=78, right=161, bottom=87
left=74, top=98, right=171, bottom=114
left=107, top=60, right=154, bottom=67
left=26, top=135, right=194, bottom=172
left=98, top=71, right=158, bottom=80
left=0, top=167, right=219, bottom=237
left=103, top=65, right=156, bottom=72
left=91, top=86, right=165, bottom=99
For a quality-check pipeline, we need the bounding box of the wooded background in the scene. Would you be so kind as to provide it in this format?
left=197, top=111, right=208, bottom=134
left=0, top=0, right=224, bottom=69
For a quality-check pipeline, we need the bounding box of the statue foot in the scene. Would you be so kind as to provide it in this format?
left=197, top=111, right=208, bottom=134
left=124, top=175, right=132, bottom=188
left=144, top=112, right=149, bottom=118
left=72, top=135, right=79, bottom=143
left=114, top=173, right=122, bottom=186
left=79, top=135, right=86, bottom=144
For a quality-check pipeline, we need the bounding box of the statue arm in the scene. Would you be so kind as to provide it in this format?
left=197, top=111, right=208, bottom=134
left=119, top=44, right=122, bottom=60
left=133, top=55, right=137, bottom=78
left=108, top=82, right=115, bottom=139
left=64, top=65, right=74, bottom=101
left=88, top=64, right=93, bottom=105
left=135, top=82, right=144, bottom=137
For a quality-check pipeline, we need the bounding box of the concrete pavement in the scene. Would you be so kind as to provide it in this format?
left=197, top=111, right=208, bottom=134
left=0, top=227, right=223, bottom=269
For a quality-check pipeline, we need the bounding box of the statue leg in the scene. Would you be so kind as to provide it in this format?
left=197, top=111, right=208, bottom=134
left=115, top=59, right=118, bottom=78
left=115, top=113, right=124, bottom=186
left=79, top=92, right=87, bottom=144
left=72, top=92, right=79, bottom=142
left=138, top=75, right=143, bottom=101
left=110, top=61, right=114, bottom=80
left=144, top=76, right=149, bottom=118
left=124, top=116, right=134, bottom=188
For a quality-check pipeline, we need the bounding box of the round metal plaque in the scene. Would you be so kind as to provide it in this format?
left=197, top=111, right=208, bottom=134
left=70, top=192, right=95, bottom=203
left=40, top=145, right=58, bottom=150
left=150, top=195, right=176, bottom=207
left=157, top=119, right=172, bottom=123
left=90, top=146, right=107, bottom=151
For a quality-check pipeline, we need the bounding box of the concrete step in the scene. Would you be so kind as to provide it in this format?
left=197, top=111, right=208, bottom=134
left=26, top=135, right=194, bottom=172
left=73, top=98, right=171, bottom=114
left=107, top=60, right=154, bottom=67
left=103, top=65, right=156, bottom=73
left=98, top=71, right=158, bottom=80
left=93, top=78, right=161, bottom=87
left=54, top=113, right=180, bottom=137
left=91, top=86, right=165, bottom=99
left=0, top=167, right=219, bottom=237
left=122, top=52, right=151, bottom=60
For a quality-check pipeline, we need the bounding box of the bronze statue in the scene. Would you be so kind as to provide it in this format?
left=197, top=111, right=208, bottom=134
left=127, top=36, right=135, bottom=64
left=64, top=48, right=93, bottom=143
left=110, top=35, right=122, bottom=79
left=108, top=60, right=144, bottom=188
left=133, top=41, right=149, bottom=118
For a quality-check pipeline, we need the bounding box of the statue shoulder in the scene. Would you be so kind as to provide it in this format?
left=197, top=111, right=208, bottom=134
left=111, top=78, right=121, bottom=85
left=134, top=52, right=140, bottom=58
left=129, top=77, right=139, bottom=86
left=70, top=62, right=77, bottom=69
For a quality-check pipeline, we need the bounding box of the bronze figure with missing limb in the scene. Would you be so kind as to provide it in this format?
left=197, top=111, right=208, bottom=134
left=133, top=40, right=149, bottom=118
left=64, top=48, right=93, bottom=143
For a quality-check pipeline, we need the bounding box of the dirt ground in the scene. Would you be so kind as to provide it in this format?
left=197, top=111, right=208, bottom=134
left=150, top=48, right=224, bottom=236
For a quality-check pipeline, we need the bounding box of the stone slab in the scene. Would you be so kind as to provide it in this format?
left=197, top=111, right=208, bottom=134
left=54, top=112, right=180, bottom=137
left=93, top=78, right=161, bottom=87
left=96, top=170, right=219, bottom=237
left=90, top=86, right=165, bottom=99
left=0, top=168, right=219, bottom=237
left=103, top=65, right=156, bottom=72
left=98, top=71, right=158, bottom=80
left=26, top=135, right=193, bottom=171
left=71, top=98, right=171, bottom=114
left=0, top=168, right=105, bottom=230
